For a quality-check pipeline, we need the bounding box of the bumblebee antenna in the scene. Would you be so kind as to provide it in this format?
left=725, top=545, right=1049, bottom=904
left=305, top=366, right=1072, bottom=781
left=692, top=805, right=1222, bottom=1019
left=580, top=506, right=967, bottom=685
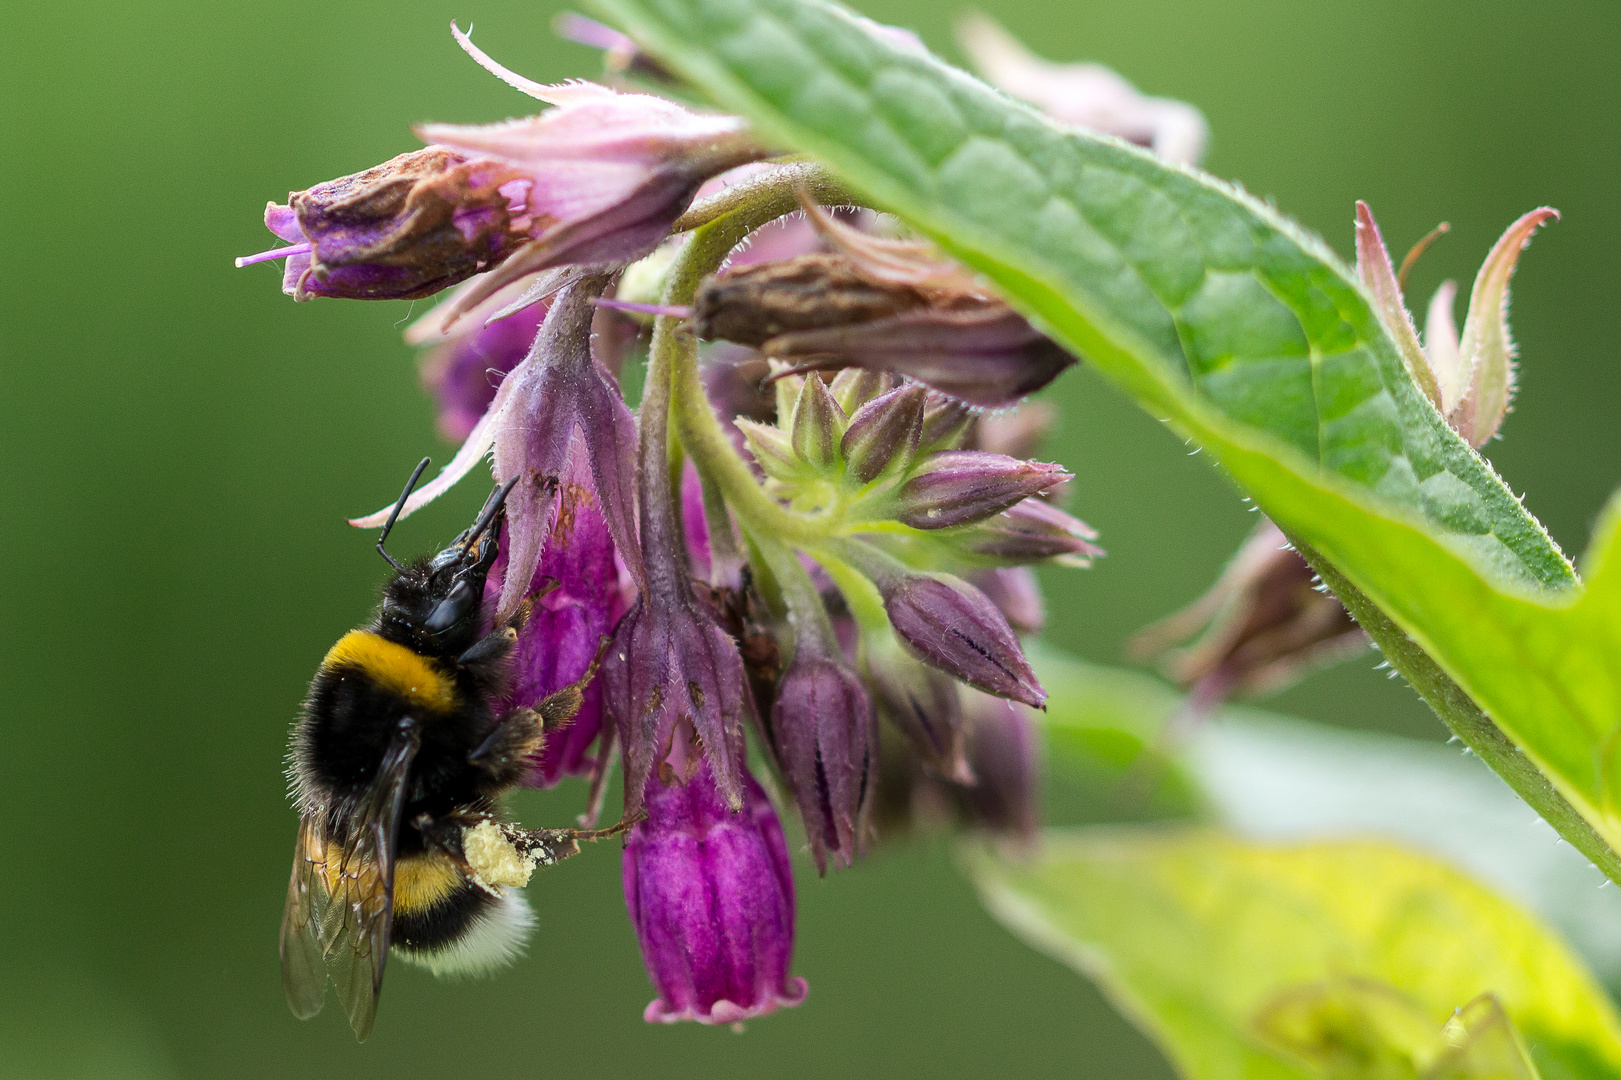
left=377, top=457, right=431, bottom=574
left=461, top=475, right=522, bottom=553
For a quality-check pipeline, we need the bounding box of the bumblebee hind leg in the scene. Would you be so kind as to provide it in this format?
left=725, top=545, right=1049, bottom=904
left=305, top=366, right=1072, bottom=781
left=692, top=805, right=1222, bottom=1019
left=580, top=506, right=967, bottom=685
left=536, top=635, right=612, bottom=730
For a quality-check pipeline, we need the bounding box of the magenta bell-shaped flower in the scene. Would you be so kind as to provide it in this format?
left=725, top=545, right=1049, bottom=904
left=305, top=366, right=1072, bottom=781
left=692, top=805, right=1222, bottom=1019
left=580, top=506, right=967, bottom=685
left=623, top=753, right=807, bottom=1025
left=482, top=447, right=625, bottom=786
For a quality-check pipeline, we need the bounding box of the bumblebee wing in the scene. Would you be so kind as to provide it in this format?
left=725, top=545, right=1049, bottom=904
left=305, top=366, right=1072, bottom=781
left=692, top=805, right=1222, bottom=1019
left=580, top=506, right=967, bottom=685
left=280, top=723, right=421, bottom=1042
left=279, top=818, right=329, bottom=1020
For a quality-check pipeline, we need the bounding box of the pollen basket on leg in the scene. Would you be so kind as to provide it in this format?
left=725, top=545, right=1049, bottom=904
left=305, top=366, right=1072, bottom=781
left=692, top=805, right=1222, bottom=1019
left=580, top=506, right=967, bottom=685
left=322, top=630, right=459, bottom=713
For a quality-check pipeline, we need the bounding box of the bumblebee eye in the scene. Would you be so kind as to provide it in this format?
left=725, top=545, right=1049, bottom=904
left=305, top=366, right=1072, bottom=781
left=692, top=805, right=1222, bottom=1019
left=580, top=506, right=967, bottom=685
left=425, top=578, right=477, bottom=633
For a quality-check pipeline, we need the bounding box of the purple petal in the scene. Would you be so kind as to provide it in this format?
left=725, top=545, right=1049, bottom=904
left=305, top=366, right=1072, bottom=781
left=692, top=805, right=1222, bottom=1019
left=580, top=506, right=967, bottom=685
left=623, top=760, right=805, bottom=1025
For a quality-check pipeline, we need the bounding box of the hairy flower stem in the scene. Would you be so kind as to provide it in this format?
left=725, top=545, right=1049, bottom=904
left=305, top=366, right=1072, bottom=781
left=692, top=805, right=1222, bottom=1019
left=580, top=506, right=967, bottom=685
left=1292, top=536, right=1621, bottom=883
left=649, top=164, right=858, bottom=549
left=751, top=533, right=839, bottom=660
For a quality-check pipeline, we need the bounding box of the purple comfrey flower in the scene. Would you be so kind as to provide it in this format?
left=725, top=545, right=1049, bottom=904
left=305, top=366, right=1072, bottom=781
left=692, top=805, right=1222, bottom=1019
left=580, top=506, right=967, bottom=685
left=769, top=649, right=876, bottom=873
left=623, top=752, right=807, bottom=1025
left=417, top=26, right=768, bottom=325
left=350, top=275, right=643, bottom=676
left=416, top=301, right=545, bottom=442
left=236, top=147, right=529, bottom=300
left=483, top=449, right=625, bottom=786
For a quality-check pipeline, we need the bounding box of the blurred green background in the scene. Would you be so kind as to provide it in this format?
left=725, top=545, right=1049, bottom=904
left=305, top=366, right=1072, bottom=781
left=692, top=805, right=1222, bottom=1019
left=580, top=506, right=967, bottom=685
left=3, top=0, right=1618, bottom=1075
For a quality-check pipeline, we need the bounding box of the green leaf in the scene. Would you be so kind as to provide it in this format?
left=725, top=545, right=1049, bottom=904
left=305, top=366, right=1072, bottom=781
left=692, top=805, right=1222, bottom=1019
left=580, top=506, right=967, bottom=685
left=969, top=830, right=1621, bottom=1080
left=586, top=0, right=1621, bottom=880
left=1026, top=644, right=1621, bottom=988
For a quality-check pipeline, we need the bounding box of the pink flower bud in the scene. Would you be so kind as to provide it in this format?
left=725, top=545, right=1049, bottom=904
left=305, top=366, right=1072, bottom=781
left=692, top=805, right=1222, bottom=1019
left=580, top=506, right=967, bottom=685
left=959, top=497, right=1103, bottom=566
left=768, top=655, right=875, bottom=873
left=880, top=572, right=1046, bottom=709
left=896, top=451, right=1070, bottom=530
left=840, top=383, right=927, bottom=483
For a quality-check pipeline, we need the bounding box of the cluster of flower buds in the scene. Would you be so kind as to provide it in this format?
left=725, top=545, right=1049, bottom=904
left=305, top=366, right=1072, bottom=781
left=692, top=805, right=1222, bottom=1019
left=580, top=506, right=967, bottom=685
left=238, top=16, right=1201, bottom=1027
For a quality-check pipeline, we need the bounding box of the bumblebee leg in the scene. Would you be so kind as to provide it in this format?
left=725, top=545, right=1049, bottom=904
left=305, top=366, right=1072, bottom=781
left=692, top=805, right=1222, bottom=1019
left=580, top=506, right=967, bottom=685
left=535, top=636, right=613, bottom=731
left=467, top=709, right=543, bottom=788
left=508, top=811, right=645, bottom=869
left=457, top=625, right=517, bottom=668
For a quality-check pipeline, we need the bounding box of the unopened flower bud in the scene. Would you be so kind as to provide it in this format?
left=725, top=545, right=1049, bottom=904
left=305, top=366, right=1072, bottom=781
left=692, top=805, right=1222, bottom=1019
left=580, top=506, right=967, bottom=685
left=896, top=451, right=1070, bottom=530
left=958, top=497, right=1102, bottom=566
left=694, top=253, right=920, bottom=346
left=735, top=419, right=802, bottom=483
left=879, top=571, right=1046, bottom=708
left=623, top=757, right=807, bottom=1024
left=1129, top=519, right=1368, bottom=710
left=919, top=394, right=976, bottom=452
left=789, top=373, right=845, bottom=471
left=237, top=147, right=528, bottom=300
left=961, top=693, right=1041, bottom=840
left=840, top=383, right=927, bottom=483
left=829, top=368, right=894, bottom=414
left=971, top=568, right=1046, bottom=636
left=865, top=631, right=972, bottom=781
left=769, top=655, right=875, bottom=872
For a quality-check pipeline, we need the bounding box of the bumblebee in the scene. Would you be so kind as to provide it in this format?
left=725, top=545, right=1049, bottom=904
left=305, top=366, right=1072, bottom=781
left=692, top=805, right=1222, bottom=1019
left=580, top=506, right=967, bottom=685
left=281, top=460, right=624, bottom=1040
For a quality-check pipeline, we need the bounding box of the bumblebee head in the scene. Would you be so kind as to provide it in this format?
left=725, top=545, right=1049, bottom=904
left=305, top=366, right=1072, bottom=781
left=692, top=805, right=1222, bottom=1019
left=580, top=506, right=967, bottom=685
left=372, top=460, right=520, bottom=654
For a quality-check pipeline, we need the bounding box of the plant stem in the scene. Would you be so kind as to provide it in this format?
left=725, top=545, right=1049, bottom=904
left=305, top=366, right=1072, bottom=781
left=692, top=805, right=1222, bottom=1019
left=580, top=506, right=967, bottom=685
left=652, top=163, right=858, bottom=547
left=1294, top=536, right=1621, bottom=883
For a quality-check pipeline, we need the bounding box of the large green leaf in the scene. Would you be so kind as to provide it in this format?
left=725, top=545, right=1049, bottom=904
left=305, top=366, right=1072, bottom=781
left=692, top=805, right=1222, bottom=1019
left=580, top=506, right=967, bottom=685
left=970, top=831, right=1621, bottom=1080
left=1026, top=644, right=1621, bottom=989
left=587, top=0, right=1621, bottom=878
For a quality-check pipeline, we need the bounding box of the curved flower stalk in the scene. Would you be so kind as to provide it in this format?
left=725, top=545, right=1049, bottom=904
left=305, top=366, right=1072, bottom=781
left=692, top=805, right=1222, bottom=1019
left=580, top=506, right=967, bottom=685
left=243, top=20, right=1102, bottom=1026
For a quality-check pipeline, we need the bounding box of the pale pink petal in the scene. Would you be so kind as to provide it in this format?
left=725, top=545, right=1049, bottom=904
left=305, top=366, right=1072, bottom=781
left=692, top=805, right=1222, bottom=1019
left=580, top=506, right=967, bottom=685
left=1354, top=201, right=1443, bottom=409
left=404, top=273, right=542, bottom=345
left=451, top=22, right=574, bottom=102
left=347, top=356, right=523, bottom=527
left=1423, top=279, right=1462, bottom=411
left=1453, top=207, right=1558, bottom=446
